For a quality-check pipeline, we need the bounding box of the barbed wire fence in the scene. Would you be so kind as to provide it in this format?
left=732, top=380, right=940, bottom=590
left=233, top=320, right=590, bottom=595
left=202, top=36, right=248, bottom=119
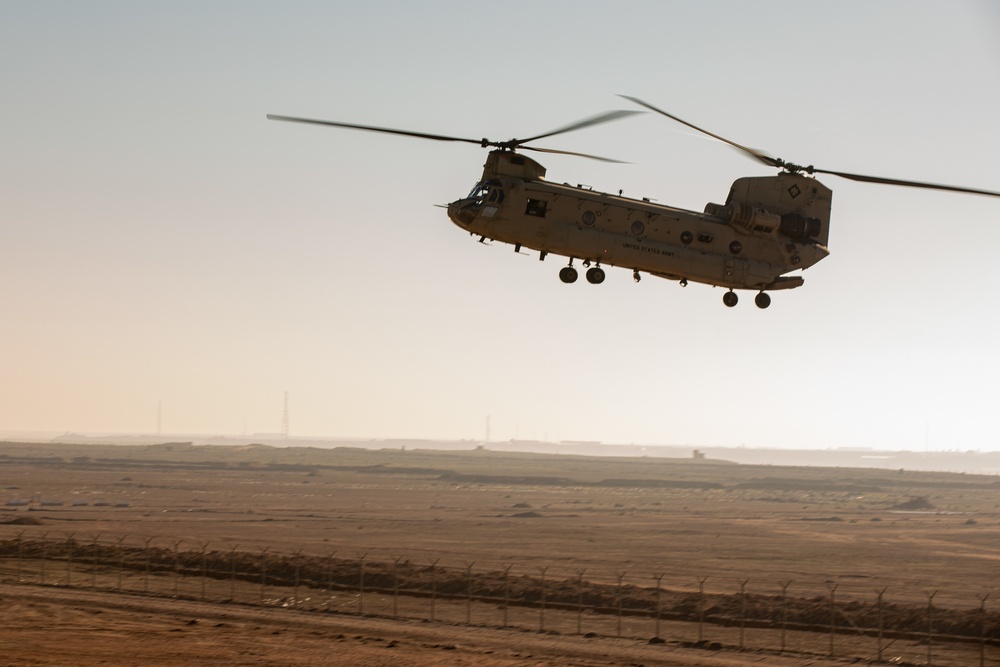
left=0, top=533, right=997, bottom=666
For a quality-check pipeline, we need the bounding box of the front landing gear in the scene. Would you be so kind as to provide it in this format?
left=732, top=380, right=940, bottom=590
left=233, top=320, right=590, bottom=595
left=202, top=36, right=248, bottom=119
left=723, top=291, right=739, bottom=308
left=586, top=267, right=605, bottom=284
left=755, top=292, right=771, bottom=309
left=559, top=266, right=578, bottom=283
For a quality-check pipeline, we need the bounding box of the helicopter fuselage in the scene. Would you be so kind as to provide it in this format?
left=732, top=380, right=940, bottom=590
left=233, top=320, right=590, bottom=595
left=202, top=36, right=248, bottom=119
left=269, top=100, right=998, bottom=307
left=447, top=151, right=831, bottom=300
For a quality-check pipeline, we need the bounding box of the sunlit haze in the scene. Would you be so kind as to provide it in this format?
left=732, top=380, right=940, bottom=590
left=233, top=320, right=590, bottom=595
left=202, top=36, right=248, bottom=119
left=3, top=2, right=999, bottom=452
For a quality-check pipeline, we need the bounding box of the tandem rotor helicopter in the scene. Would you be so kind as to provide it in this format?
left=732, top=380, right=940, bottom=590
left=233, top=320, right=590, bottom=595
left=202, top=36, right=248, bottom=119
left=268, top=97, right=999, bottom=308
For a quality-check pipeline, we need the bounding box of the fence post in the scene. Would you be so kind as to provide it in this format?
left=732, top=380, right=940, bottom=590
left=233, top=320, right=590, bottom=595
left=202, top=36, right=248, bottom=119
left=117, top=536, right=127, bottom=592
left=230, top=545, right=239, bottom=602
left=874, top=587, right=888, bottom=662
left=292, top=549, right=302, bottom=607
left=143, top=537, right=153, bottom=593
left=615, top=571, right=626, bottom=637
left=358, top=553, right=367, bottom=615
left=392, top=556, right=402, bottom=618
left=737, top=578, right=749, bottom=649
left=779, top=580, right=792, bottom=653
left=502, top=565, right=512, bottom=628
left=697, top=576, right=708, bottom=643
left=173, top=540, right=182, bottom=597
left=465, top=561, right=475, bottom=625
left=577, top=569, right=587, bottom=635
left=980, top=593, right=990, bottom=667
left=39, top=532, right=49, bottom=585
left=430, top=558, right=440, bottom=622
left=201, top=542, right=210, bottom=601
left=16, top=530, right=24, bottom=582
left=260, top=547, right=269, bottom=605
left=926, top=590, right=937, bottom=667
left=326, top=551, right=336, bottom=606
left=652, top=573, right=664, bottom=640
left=539, top=566, right=549, bottom=632
left=826, top=581, right=838, bottom=657
left=66, top=533, right=75, bottom=587
left=91, top=535, right=101, bottom=589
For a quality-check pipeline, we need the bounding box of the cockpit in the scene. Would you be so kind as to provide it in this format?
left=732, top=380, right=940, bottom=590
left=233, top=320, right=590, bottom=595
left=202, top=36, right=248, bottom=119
left=466, top=179, right=506, bottom=206
left=449, top=179, right=506, bottom=227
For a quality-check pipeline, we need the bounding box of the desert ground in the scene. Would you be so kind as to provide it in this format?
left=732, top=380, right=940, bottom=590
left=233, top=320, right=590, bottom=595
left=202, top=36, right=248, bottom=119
left=1, top=440, right=998, bottom=665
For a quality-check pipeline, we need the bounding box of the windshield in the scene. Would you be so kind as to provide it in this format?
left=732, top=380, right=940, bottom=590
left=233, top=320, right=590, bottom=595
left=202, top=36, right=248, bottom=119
left=466, top=179, right=505, bottom=205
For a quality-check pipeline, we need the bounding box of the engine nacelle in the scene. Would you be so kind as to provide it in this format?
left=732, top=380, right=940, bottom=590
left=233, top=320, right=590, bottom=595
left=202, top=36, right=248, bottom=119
left=723, top=173, right=832, bottom=247
left=779, top=213, right=823, bottom=241
left=706, top=201, right=782, bottom=235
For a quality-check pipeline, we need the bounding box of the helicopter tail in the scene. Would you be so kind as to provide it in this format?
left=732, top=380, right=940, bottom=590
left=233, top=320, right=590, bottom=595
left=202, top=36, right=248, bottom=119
left=718, top=173, right=833, bottom=248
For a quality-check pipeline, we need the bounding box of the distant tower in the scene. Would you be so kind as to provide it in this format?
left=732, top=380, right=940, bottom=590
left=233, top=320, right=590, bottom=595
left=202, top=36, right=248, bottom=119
left=281, top=392, right=289, bottom=438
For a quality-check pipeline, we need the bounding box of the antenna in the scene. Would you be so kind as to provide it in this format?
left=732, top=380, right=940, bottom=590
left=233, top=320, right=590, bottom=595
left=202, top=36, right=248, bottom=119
left=281, top=391, right=289, bottom=438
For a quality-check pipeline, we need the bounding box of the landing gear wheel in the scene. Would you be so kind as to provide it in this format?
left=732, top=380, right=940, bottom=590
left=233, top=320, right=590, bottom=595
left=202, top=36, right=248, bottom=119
left=755, top=292, right=771, bottom=309
left=559, top=266, right=578, bottom=283
left=723, top=291, right=739, bottom=308
left=586, top=267, right=606, bottom=284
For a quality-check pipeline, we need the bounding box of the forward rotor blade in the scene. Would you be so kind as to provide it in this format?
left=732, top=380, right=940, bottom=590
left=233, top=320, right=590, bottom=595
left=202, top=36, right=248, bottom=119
left=619, top=95, right=781, bottom=167
left=521, top=145, right=629, bottom=164
left=266, top=114, right=483, bottom=145
left=518, top=110, right=643, bottom=146
left=811, top=167, right=1000, bottom=198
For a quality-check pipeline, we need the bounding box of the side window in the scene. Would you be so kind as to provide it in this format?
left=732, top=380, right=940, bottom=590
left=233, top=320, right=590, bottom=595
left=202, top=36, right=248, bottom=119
left=526, top=199, right=547, bottom=217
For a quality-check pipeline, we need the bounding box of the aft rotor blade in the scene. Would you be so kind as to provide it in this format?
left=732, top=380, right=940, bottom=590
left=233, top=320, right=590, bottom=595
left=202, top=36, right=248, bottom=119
left=521, top=145, right=629, bottom=164
left=518, top=110, right=643, bottom=146
left=811, top=167, right=1000, bottom=198
left=266, top=114, right=483, bottom=145
left=622, top=96, right=1000, bottom=198
left=619, top=95, right=781, bottom=167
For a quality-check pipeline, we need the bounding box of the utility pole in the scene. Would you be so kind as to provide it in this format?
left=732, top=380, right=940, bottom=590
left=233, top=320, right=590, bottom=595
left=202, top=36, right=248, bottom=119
left=281, top=391, right=289, bottom=438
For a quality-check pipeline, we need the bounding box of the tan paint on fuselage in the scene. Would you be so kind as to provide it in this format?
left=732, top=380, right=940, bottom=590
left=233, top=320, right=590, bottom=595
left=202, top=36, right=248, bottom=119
left=448, top=151, right=830, bottom=291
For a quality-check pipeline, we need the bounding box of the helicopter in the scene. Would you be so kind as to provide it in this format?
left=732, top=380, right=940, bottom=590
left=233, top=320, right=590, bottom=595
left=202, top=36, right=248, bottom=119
left=267, top=98, right=999, bottom=308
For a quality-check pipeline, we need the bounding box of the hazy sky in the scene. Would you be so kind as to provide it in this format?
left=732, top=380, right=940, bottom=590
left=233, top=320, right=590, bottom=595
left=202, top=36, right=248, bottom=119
left=3, top=1, right=999, bottom=450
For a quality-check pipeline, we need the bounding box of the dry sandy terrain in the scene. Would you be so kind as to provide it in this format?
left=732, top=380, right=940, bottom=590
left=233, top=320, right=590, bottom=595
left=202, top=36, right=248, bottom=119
left=2, top=583, right=848, bottom=667
left=1, top=441, right=998, bottom=665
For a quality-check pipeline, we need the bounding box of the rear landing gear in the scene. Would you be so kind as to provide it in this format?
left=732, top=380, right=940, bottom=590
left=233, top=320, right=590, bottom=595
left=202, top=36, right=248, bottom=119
left=586, top=267, right=605, bottom=284
left=755, top=292, right=771, bottom=309
left=559, top=266, right=578, bottom=283
left=723, top=291, right=739, bottom=308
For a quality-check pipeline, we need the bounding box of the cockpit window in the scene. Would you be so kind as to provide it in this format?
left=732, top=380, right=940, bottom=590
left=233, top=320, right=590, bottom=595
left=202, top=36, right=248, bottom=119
left=467, top=182, right=489, bottom=200
left=467, top=179, right=505, bottom=205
